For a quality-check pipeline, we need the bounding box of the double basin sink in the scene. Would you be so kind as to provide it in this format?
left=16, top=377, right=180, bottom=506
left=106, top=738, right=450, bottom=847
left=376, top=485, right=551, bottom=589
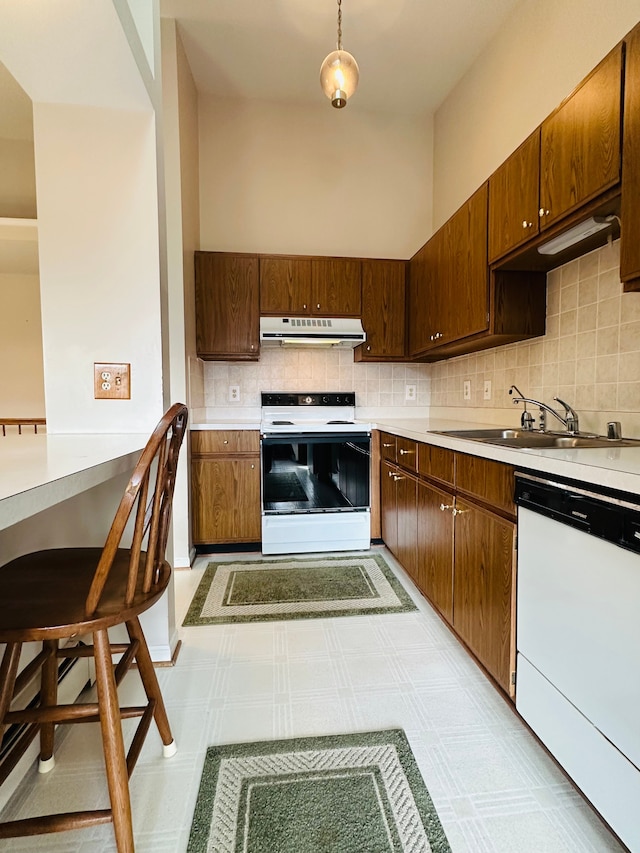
left=432, top=427, right=640, bottom=450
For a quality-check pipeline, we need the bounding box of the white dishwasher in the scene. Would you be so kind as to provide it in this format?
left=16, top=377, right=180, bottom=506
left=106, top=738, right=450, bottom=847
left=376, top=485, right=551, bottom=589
left=515, top=472, right=640, bottom=853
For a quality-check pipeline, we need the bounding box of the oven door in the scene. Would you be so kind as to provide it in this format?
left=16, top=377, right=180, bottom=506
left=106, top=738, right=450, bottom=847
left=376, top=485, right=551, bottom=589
left=260, top=431, right=371, bottom=554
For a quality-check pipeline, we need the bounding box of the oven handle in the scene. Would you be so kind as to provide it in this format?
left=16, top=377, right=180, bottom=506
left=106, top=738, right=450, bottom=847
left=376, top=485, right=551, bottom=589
left=261, top=432, right=371, bottom=444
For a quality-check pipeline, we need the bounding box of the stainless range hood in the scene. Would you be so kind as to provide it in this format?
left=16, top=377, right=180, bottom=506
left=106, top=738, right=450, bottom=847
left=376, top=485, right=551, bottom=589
left=260, top=316, right=366, bottom=348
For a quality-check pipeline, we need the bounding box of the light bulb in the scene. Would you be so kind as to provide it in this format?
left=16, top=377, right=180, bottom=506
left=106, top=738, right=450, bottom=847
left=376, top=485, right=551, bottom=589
left=320, top=49, right=359, bottom=108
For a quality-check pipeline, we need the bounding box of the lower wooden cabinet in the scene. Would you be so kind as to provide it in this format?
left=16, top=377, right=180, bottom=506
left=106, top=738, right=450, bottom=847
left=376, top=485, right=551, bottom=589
left=380, top=435, right=516, bottom=697
left=191, top=430, right=261, bottom=545
left=452, top=499, right=516, bottom=694
left=417, top=478, right=454, bottom=624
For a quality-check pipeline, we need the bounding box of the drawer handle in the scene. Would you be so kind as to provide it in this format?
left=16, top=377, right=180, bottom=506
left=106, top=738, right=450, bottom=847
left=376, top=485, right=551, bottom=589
left=439, top=503, right=454, bottom=512
left=399, top=448, right=414, bottom=455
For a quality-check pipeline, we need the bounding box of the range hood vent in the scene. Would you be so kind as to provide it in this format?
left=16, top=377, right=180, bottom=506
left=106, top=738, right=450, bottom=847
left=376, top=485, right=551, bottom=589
left=260, top=316, right=366, bottom=348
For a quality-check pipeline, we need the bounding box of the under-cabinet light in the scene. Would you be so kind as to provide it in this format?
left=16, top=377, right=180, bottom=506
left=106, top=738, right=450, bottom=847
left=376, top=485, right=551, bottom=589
left=537, top=216, right=615, bottom=255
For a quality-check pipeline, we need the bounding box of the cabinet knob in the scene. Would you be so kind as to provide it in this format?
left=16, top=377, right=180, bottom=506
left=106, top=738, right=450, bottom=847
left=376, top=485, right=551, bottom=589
left=303, top=303, right=307, bottom=309
left=223, top=439, right=228, bottom=444
left=399, top=448, right=414, bottom=456
left=367, top=345, right=371, bottom=351
left=392, top=474, right=404, bottom=481
left=439, top=503, right=454, bottom=512
left=383, top=443, right=394, bottom=448
left=539, top=208, right=550, bottom=217
left=251, top=464, right=255, bottom=469
left=452, top=507, right=467, bottom=516
left=522, top=220, right=533, bottom=228
left=316, top=303, right=321, bottom=309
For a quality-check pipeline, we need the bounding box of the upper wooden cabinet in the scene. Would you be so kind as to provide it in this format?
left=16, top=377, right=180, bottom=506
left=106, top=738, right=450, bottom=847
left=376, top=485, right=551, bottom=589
left=621, top=24, right=640, bottom=290
left=311, top=258, right=361, bottom=316
left=488, top=131, right=541, bottom=263
left=259, top=256, right=312, bottom=315
left=355, top=259, right=406, bottom=362
left=540, top=45, right=622, bottom=230
left=259, top=255, right=361, bottom=317
left=195, top=252, right=260, bottom=361
left=409, top=184, right=491, bottom=358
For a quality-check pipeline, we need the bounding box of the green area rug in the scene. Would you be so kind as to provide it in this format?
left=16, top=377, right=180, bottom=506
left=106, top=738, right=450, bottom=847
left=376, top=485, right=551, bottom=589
left=187, top=729, right=451, bottom=853
left=183, top=553, right=417, bottom=626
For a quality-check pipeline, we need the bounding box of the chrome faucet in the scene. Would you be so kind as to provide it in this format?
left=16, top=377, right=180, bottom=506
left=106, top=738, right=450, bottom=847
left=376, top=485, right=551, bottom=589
left=508, top=385, right=535, bottom=430
left=508, top=387, right=580, bottom=434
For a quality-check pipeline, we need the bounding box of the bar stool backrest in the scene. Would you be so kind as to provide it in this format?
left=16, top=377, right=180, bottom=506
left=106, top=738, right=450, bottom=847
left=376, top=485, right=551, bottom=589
left=85, top=403, right=188, bottom=617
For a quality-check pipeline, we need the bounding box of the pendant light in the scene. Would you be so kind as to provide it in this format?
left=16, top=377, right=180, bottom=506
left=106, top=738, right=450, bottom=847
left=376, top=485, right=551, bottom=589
left=320, top=0, right=359, bottom=108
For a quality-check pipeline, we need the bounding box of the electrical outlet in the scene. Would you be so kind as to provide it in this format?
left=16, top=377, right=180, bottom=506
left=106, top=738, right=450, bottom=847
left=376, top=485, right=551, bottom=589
left=463, top=379, right=471, bottom=400
left=228, top=385, right=240, bottom=402
left=405, top=384, right=417, bottom=401
left=94, top=363, right=130, bottom=399
left=484, top=379, right=492, bottom=400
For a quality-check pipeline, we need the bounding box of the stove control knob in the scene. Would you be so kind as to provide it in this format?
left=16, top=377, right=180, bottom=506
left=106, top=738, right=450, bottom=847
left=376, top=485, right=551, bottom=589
left=322, top=395, right=330, bottom=404
left=303, top=395, right=313, bottom=405
left=335, top=396, right=342, bottom=404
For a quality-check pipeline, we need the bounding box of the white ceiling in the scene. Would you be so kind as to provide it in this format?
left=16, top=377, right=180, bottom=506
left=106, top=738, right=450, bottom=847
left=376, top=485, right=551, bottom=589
left=160, top=0, right=522, bottom=115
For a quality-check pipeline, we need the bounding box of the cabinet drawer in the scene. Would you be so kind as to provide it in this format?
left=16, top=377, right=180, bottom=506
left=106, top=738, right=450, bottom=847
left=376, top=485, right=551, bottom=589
left=418, top=443, right=455, bottom=486
left=396, top=437, right=418, bottom=472
left=455, top=453, right=515, bottom=517
left=380, top=433, right=397, bottom=463
left=191, top=430, right=260, bottom=455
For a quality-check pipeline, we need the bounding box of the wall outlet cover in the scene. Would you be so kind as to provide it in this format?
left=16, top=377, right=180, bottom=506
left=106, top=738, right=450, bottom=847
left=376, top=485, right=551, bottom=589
left=94, top=363, right=130, bottom=400
left=484, top=379, right=492, bottom=400
left=405, top=384, right=417, bottom=401
left=228, top=385, right=240, bottom=402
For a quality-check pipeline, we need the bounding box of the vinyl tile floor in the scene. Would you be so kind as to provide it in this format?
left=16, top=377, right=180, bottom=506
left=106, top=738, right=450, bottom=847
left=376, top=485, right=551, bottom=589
left=0, top=547, right=628, bottom=853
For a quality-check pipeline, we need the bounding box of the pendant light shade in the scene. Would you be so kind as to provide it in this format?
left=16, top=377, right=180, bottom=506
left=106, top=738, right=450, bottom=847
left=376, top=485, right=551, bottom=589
left=320, top=0, right=359, bottom=108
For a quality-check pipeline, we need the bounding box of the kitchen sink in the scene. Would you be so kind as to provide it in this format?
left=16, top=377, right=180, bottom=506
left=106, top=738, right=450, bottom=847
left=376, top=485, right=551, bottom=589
left=432, top=428, right=640, bottom=449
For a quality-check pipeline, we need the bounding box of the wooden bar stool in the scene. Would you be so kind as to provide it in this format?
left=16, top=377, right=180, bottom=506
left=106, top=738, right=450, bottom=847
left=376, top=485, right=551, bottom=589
left=0, top=403, right=188, bottom=852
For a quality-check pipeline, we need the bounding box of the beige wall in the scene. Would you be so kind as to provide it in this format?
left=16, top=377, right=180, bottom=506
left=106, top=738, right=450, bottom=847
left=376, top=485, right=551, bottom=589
left=0, top=138, right=36, bottom=218
left=0, top=272, right=44, bottom=417
left=433, top=0, right=640, bottom=227
left=33, top=102, right=164, bottom=434
left=198, top=96, right=433, bottom=260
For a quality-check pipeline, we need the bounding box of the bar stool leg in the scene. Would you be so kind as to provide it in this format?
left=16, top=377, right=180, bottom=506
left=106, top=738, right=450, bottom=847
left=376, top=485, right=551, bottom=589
left=126, top=618, right=176, bottom=757
left=94, top=628, right=135, bottom=853
left=38, top=639, right=58, bottom=773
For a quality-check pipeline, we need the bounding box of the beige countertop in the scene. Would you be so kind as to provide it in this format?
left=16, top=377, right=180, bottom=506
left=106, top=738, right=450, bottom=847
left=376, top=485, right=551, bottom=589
left=0, top=433, right=147, bottom=531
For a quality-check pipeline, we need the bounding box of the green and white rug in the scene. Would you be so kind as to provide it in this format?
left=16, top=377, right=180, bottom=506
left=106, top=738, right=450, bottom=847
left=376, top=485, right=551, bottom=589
left=187, top=729, right=451, bottom=853
left=183, top=552, right=417, bottom=626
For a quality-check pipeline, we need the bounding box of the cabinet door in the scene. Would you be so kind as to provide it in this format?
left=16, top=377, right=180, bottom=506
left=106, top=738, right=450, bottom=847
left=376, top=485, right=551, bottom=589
left=540, top=45, right=622, bottom=229
left=453, top=500, right=516, bottom=694
left=356, top=260, right=406, bottom=360
left=191, top=457, right=261, bottom=544
left=259, top=256, right=312, bottom=315
left=195, top=252, right=259, bottom=360
left=395, top=471, right=418, bottom=583
left=444, top=184, right=490, bottom=344
left=311, top=258, right=361, bottom=316
left=488, top=131, right=540, bottom=262
left=381, top=460, right=398, bottom=556
left=408, top=236, right=440, bottom=356
left=621, top=25, right=640, bottom=290
left=416, top=480, right=454, bottom=623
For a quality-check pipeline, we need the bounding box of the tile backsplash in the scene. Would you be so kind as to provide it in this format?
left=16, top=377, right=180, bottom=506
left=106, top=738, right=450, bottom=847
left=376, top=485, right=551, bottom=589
left=430, top=239, right=640, bottom=436
left=197, top=240, right=640, bottom=436
left=201, top=349, right=431, bottom=413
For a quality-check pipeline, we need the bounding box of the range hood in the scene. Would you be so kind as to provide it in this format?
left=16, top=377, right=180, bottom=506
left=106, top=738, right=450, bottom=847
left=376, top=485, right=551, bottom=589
left=260, top=316, right=366, bottom=348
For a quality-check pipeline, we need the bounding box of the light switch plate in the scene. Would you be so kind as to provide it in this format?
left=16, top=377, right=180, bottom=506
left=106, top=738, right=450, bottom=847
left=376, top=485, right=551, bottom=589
left=94, top=363, right=131, bottom=399
left=463, top=379, right=471, bottom=400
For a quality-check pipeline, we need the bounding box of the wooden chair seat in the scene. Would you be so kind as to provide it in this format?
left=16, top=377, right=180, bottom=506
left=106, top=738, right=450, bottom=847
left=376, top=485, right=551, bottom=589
left=0, top=548, right=170, bottom=640
left=0, top=403, right=188, bottom=853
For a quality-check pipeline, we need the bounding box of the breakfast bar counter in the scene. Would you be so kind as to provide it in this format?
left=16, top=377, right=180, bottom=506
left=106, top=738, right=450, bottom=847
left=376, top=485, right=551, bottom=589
left=0, top=433, right=147, bottom=532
